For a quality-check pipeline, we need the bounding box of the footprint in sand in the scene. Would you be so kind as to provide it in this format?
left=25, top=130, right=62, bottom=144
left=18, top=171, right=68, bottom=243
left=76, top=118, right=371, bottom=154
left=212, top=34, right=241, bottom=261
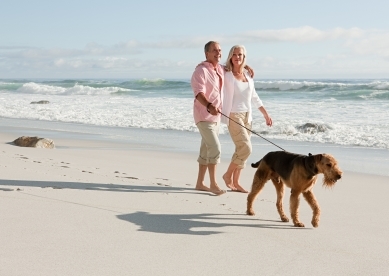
left=82, top=170, right=93, bottom=174
left=61, top=166, right=69, bottom=168
left=33, top=161, right=41, bottom=163
left=114, top=171, right=138, bottom=180
left=260, top=199, right=274, bottom=203
left=156, top=183, right=171, bottom=187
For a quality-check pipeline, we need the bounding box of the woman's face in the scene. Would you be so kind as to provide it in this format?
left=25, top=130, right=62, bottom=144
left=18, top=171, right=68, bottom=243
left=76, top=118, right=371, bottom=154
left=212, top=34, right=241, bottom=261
left=231, top=48, right=245, bottom=67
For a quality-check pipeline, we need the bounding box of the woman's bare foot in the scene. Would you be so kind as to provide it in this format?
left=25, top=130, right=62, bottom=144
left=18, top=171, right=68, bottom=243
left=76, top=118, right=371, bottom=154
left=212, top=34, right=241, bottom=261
left=223, top=173, right=237, bottom=191
left=232, top=183, right=248, bottom=193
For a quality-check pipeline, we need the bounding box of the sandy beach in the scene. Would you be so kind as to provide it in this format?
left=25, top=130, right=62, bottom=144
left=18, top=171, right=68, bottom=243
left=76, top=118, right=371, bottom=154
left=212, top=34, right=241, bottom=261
left=1, top=122, right=389, bottom=276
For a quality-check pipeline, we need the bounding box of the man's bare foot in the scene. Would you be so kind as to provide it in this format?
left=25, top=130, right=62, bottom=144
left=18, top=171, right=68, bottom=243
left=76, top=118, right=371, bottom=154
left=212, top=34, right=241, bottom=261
left=232, top=183, right=248, bottom=193
left=195, top=184, right=211, bottom=192
left=210, top=183, right=226, bottom=196
left=223, top=173, right=236, bottom=191
left=210, top=188, right=226, bottom=196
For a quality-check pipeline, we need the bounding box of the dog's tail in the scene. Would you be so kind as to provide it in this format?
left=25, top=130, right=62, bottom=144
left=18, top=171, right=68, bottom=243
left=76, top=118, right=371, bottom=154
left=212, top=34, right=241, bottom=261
left=251, top=159, right=262, bottom=168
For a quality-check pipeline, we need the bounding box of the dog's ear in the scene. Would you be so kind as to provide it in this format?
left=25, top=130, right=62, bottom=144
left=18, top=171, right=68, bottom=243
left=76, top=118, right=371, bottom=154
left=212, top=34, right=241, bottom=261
left=317, top=154, right=323, bottom=161
left=305, top=155, right=318, bottom=175
left=251, top=160, right=261, bottom=168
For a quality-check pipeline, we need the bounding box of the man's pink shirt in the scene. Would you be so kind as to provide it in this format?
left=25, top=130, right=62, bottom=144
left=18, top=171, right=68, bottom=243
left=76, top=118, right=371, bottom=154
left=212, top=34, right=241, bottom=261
left=191, top=61, right=224, bottom=124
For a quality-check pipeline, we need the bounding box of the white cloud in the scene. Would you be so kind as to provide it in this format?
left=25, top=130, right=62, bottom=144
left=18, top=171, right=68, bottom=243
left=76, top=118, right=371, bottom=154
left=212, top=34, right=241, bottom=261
left=0, top=27, right=371, bottom=60
left=47, top=56, right=192, bottom=74
left=1, top=26, right=389, bottom=78
left=346, top=30, right=389, bottom=58
left=237, top=26, right=364, bottom=43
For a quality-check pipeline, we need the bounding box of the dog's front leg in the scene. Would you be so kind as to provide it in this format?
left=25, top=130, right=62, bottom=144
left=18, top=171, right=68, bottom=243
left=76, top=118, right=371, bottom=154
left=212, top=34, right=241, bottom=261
left=303, top=190, right=321, bottom=228
left=290, top=189, right=304, bottom=227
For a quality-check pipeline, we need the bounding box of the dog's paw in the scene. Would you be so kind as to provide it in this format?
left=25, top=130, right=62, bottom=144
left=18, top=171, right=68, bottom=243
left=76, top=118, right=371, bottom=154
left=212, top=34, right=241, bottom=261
left=280, top=216, right=289, bottom=222
left=294, top=222, right=305, bottom=227
left=311, top=220, right=319, bottom=228
left=246, top=209, right=255, bottom=216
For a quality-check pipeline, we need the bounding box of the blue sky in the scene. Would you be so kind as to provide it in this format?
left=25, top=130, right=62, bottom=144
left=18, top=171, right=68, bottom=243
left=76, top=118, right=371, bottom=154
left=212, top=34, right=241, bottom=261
left=1, top=0, right=389, bottom=79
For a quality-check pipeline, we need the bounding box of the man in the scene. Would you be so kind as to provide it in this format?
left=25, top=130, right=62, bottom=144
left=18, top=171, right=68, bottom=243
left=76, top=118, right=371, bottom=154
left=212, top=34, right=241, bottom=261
left=191, top=41, right=226, bottom=195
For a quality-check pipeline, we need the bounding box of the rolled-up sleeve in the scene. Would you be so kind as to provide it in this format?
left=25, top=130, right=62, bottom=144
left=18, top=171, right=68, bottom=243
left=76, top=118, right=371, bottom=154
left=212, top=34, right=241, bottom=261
left=251, top=88, right=263, bottom=109
left=191, top=68, right=205, bottom=97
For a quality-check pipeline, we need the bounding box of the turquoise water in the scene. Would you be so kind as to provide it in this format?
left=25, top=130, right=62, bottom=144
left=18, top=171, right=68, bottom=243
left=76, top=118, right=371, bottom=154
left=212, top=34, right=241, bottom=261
left=0, top=78, right=388, bottom=149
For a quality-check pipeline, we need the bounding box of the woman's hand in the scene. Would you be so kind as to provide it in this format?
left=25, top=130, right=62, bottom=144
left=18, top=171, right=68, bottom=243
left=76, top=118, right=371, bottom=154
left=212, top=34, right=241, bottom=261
left=259, top=106, right=272, bottom=126
left=264, top=115, right=273, bottom=127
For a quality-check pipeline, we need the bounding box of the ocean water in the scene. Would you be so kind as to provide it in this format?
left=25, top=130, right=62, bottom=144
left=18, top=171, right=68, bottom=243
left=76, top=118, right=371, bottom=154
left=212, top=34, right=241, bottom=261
left=1, top=78, right=388, bottom=150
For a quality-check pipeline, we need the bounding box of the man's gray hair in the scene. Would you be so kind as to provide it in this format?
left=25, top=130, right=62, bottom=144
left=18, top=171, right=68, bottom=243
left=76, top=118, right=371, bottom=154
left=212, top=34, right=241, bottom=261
left=204, top=41, right=219, bottom=53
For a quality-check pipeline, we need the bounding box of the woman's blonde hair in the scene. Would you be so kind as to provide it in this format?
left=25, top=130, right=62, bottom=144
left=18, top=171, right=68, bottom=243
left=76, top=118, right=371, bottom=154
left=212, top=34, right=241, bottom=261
left=225, top=45, right=247, bottom=72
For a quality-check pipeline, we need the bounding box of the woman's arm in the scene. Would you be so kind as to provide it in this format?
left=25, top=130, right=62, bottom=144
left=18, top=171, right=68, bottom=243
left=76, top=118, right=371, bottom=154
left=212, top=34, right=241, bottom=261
left=259, top=106, right=272, bottom=126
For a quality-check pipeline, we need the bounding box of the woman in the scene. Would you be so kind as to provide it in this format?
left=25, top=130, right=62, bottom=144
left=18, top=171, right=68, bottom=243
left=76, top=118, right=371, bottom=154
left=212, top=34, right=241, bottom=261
left=221, top=45, right=272, bottom=193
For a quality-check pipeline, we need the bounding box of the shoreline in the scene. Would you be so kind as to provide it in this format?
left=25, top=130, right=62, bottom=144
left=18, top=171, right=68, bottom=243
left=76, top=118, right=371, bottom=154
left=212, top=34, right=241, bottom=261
left=1, top=117, right=388, bottom=176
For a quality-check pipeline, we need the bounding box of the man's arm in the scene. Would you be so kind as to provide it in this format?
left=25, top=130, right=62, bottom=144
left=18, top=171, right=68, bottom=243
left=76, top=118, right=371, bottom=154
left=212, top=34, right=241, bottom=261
left=244, top=65, right=254, bottom=78
left=195, top=93, right=219, bottom=115
left=221, top=64, right=254, bottom=78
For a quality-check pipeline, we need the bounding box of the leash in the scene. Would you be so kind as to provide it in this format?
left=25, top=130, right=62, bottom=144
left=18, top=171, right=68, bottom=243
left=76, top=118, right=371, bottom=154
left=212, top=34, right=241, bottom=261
left=219, top=111, right=286, bottom=151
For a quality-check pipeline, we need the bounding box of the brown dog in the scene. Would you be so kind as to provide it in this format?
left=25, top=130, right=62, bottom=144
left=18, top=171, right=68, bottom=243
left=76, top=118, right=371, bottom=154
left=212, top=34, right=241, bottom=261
left=246, top=151, right=342, bottom=227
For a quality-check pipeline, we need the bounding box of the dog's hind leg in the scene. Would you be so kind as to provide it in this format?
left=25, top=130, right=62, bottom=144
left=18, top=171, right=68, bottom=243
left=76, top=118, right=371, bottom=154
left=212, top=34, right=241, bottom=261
left=290, top=189, right=304, bottom=227
left=271, top=177, right=289, bottom=222
left=303, top=190, right=321, bottom=228
left=246, top=169, right=269, bottom=216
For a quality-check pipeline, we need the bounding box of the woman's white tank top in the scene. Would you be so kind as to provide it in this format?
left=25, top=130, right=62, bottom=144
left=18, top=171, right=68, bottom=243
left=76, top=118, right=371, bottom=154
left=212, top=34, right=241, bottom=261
left=231, top=79, right=250, bottom=113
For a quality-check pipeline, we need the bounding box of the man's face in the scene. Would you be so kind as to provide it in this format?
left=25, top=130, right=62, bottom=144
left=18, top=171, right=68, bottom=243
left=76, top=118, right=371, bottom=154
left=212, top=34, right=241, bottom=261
left=205, top=43, right=222, bottom=65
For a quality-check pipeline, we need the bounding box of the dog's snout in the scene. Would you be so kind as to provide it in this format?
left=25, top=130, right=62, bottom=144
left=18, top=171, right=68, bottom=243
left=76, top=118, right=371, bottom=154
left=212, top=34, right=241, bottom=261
left=336, top=174, right=342, bottom=180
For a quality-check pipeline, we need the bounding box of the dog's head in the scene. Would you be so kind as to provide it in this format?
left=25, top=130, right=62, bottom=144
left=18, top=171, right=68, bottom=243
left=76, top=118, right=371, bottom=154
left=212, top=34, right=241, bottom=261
left=313, top=153, right=343, bottom=187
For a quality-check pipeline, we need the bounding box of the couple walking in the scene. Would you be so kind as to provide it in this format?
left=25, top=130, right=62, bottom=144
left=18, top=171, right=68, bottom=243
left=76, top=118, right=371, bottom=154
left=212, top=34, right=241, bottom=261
left=191, top=41, right=272, bottom=195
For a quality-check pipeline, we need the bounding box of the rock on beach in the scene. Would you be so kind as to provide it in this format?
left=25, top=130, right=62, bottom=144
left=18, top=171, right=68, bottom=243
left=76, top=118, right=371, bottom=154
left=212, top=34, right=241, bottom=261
left=13, top=136, right=55, bottom=149
left=30, top=100, right=50, bottom=104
